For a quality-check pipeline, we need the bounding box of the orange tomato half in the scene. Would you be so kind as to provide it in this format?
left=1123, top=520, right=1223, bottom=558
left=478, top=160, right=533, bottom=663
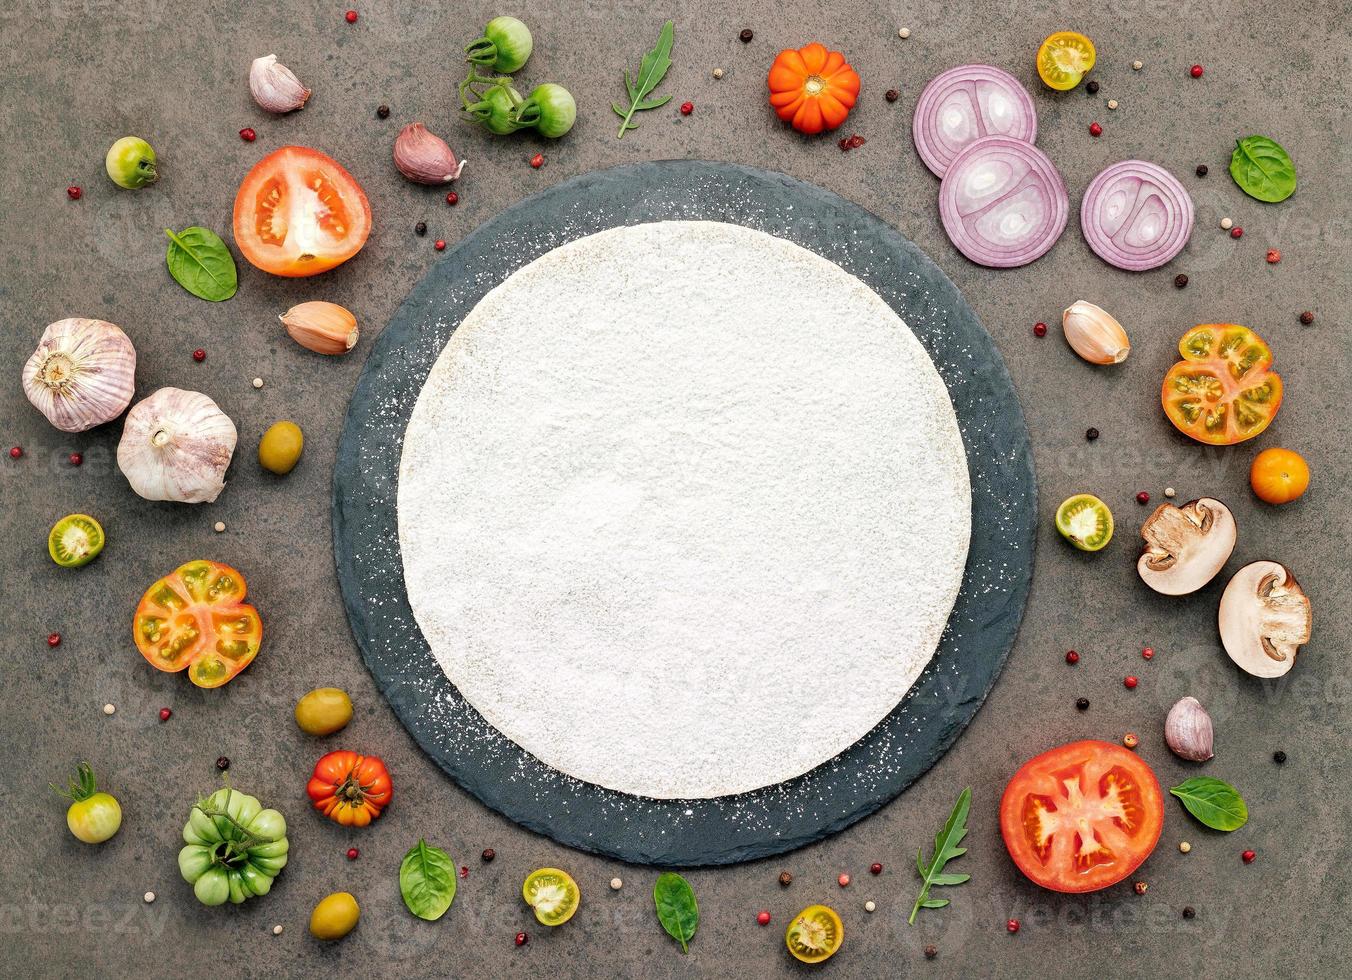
left=1161, top=324, right=1283, bottom=445
left=1250, top=447, right=1310, bottom=504
left=233, top=146, right=372, bottom=277
left=768, top=43, right=861, bottom=134
left=133, top=560, right=262, bottom=688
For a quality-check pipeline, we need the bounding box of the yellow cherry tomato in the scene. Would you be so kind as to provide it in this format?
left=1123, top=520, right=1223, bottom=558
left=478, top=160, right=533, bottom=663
left=295, top=688, right=354, bottom=736
left=1250, top=447, right=1310, bottom=504
left=786, top=904, right=844, bottom=963
left=1037, top=31, right=1096, bottom=91
left=522, top=868, right=579, bottom=926
left=310, top=892, right=360, bottom=940
left=258, top=420, right=304, bottom=475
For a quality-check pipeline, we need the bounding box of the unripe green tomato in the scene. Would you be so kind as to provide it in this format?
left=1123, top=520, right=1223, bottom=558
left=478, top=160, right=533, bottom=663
left=294, top=688, right=353, bottom=736
left=66, top=792, right=122, bottom=843
left=259, top=420, right=304, bottom=474
left=105, top=136, right=159, bottom=189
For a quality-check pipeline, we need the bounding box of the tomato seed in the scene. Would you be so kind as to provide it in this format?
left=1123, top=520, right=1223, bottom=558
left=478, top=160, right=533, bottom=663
left=1089, top=122, right=1103, bottom=137
left=1124, top=675, right=1139, bottom=689
left=47, top=633, right=61, bottom=647
left=192, top=348, right=206, bottom=362
left=530, top=153, right=544, bottom=169
left=515, top=932, right=528, bottom=946
left=67, top=186, right=82, bottom=200
left=69, top=452, right=82, bottom=466
left=757, top=911, right=771, bottom=925
left=239, top=128, right=257, bottom=142
left=460, top=866, right=469, bottom=879
left=1242, top=849, right=1256, bottom=863
left=159, top=708, right=172, bottom=721
left=1007, top=919, right=1020, bottom=934
left=347, top=847, right=359, bottom=860
left=680, top=101, right=694, bottom=115
left=1066, top=650, right=1080, bottom=664
left=1124, top=733, right=1139, bottom=749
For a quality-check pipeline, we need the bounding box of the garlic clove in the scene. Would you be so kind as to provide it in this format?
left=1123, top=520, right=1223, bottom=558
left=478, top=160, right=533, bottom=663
left=23, top=318, right=137, bottom=432
left=393, top=123, right=465, bottom=185
left=1165, top=696, right=1215, bottom=762
left=117, top=388, right=237, bottom=504
left=1062, top=300, right=1130, bottom=365
left=249, top=54, right=311, bottom=114
left=279, top=301, right=359, bottom=355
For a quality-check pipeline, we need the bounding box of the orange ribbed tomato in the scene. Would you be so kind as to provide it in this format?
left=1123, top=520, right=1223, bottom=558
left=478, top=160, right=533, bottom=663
left=306, top=751, right=392, bottom=827
left=768, top=43, right=860, bottom=134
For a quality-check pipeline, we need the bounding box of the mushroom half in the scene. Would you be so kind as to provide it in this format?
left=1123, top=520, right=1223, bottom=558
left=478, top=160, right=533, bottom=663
left=1218, top=561, right=1312, bottom=678
left=1137, top=497, right=1237, bottom=595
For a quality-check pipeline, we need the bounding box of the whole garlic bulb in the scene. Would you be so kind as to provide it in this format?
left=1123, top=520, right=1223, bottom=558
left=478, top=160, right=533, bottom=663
left=1165, top=696, right=1215, bottom=762
left=249, top=54, right=311, bottom=113
left=117, top=388, right=237, bottom=504
left=23, top=318, right=137, bottom=432
left=1062, top=301, right=1130, bottom=365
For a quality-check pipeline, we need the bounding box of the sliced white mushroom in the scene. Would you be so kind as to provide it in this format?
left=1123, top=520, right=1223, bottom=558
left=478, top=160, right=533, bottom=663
left=1218, top=561, right=1311, bottom=678
left=1137, top=497, right=1237, bottom=595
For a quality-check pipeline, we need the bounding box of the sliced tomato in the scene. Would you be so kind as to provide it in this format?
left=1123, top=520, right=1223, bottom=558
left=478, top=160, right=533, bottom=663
left=233, top=146, right=372, bottom=277
left=785, top=905, right=843, bottom=963
left=1000, top=740, right=1163, bottom=893
left=134, top=560, right=262, bottom=688
left=1036, top=31, right=1096, bottom=91
left=1162, top=324, right=1282, bottom=445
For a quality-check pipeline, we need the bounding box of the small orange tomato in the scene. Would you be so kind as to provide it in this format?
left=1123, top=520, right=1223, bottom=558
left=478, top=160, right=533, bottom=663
left=306, top=751, right=392, bottom=827
left=768, top=43, right=860, bottom=134
left=1250, top=447, right=1310, bottom=504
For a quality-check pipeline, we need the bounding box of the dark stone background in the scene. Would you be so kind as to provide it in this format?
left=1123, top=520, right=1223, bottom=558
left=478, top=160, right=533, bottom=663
left=2, top=2, right=1347, bottom=977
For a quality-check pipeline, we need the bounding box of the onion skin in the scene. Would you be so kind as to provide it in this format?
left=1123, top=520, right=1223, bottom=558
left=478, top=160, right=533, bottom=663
left=23, top=318, right=137, bottom=432
left=913, top=65, right=1037, bottom=178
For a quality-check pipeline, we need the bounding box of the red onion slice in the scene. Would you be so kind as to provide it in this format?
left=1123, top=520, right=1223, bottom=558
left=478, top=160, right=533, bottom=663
left=913, top=65, right=1037, bottom=178
left=938, top=136, right=1069, bottom=268
left=1081, top=160, right=1194, bottom=271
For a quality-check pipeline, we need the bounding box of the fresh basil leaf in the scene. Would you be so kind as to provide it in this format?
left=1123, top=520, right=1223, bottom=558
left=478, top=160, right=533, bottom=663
left=165, top=226, right=238, bottom=302
left=653, top=871, right=698, bottom=954
left=1229, top=136, right=1297, bottom=203
left=1170, top=777, right=1249, bottom=831
left=399, top=839, right=457, bottom=920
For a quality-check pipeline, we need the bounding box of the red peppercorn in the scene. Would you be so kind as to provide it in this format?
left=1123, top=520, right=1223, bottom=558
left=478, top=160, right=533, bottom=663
left=1066, top=650, right=1080, bottom=664
left=1142, top=647, right=1154, bottom=660
left=1230, top=227, right=1243, bottom=239
left=239, top=128, right=257, bottom=142
left=530, top=153, right=544, bottom=169
left=1190, top=65, right=1204, bottom=78
left=47, top=633, right=61, bottom=647
left=1124, top=675, right=1139, bottom=689
left=1136, top=491, right=1150, bottom=505
left=838, top=873, right=851, bottom=887
left=192, top=348, right=206, bottom=362
left=9, top=446, right=21, bottom=459
left=515, top=932, right=528, bottom=947
left=680, top=101, right=694, bottom=115
left=1242, top=849, right=1256, bottom=864
left=1299, top=311, right=1315, bottom=325
left=159, top=707, right=172, bottom=721
left=67, top=186, right=82, bottom=200
left=460, top=866, right=469, bottom=879
left=434, top=239, right=446, bottom=251
left=838, top=137, right=851, bottom=152
left=847, top=134, right=866, bottom=149
left=1089, top=122, right=1103, bottom=137
left=1033, top=321, right=1047, bottom=337
left=1007, top=918, right=1020, bottom=934
left=345, top=9, right=358, bottom=23
left=1266, top=249, right=1281, bottom=264
left=69, top=452, right=82, bottom=466
left=870, top=862, right=883, bottom=875
left=347, top=847, right=359, bottom=860
left=757, top=911, right=771, bottom=926
left=1134, top=880, right=1149, bottom=895
left=446, top=191, right=458, bottom=206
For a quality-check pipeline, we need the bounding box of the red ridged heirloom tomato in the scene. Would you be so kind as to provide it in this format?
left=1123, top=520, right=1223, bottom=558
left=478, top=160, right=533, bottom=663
left=767, top=43, right=860, bottom=134
left=133, top=560, right=262, bottom=688
left=306, top=751, right=392, bottom=827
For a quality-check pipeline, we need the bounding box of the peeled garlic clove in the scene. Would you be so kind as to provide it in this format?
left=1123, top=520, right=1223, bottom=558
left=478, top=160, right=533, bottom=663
left=1062, top=300, right=1130, bottom=365
left=1165, top=696, right=1215, bottom=762
left=23, top=318, right=137, bottom=432
left=279, top=301, right=359, bottom=355
left=394, top=123, right=465, bottom=185
left=249, top=54, right=311, bottom=113
left=117, top=388, right=237, bottom=504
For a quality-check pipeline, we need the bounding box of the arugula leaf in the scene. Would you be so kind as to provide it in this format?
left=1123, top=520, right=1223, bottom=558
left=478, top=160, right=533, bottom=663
left=909, top=787, right=971, bottom=924
left=653, top=871, right=698, bottom=953
left=399, top=839, right=457, bottom=920
left=165, top=227, right=237, bottom=302
left=1170, top=777, right=1249, bottom=831
left=1229, top=136, right=1297, bottom=203
left=614, top=20, right=674, bottom=138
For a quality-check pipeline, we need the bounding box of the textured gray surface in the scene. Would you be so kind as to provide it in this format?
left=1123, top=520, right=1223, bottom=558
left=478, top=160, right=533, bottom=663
left=2, top=2, right=1348, bottom=978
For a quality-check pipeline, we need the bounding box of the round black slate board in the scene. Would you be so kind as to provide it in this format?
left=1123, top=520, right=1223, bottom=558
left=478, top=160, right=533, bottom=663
left=333, top=160, right=1036, bottom=866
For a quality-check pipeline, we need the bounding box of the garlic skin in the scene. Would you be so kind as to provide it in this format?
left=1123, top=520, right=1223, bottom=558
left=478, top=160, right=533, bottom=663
left=394, top=123, right=465, bottom=184
left=117, top=388, right=237, bottom=504
left=279, top=301, right=359, bottom=355
left=1062, top=301, right=1130, bottom=365
left=23, top=318, right=137, bottom=432
left=1165, top=696, right=1215, bottom=762
left=249, top=55, right=311, bottom=113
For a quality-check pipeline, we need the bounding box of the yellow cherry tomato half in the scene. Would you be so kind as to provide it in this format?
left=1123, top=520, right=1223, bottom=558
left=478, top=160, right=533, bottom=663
left=522, top=868, right=580, bottom=926
left=786, top=904, right=844, bottom=964
left=310, top=891, right=360, bottom=940
left=1250, top=447, right=1310, bottom=504
left=1037, top=31, right=1096, bottom=91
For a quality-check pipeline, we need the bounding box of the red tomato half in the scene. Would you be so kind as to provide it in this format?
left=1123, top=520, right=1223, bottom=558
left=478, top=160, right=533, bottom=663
left=1000, top=740, right=1164, bottom=893
left=233, top=146, right=372, bottom=277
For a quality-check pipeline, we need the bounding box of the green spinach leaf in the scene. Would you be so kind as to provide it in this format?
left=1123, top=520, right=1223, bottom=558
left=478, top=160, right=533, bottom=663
left=399, top=839, right=457, bottom=920
left=1170, top=777, right=1248, bottom=831
left=653, top=871, right=698, bottom=953
left=165, top=226, right=238, bottom=302
left=909, top=787, right=971, bottom=924
left=1229, top=136, right=1297, bottom=203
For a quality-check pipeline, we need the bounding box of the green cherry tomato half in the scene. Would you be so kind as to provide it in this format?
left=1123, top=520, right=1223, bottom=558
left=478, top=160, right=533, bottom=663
left=311, top=892, right=361, bottom=940
left=523, top=868, right=580, bottom=926
left=465, top=16, right=533, bottom=73
left=295, top=687, right=353, bottom=736
left=105, top=136, right=159, bottom=189
left=515, top=83, right=577, bottom=139
left=48, top=513, right=105, bottom=567
left=1056, top=493, right=1114, bottom=552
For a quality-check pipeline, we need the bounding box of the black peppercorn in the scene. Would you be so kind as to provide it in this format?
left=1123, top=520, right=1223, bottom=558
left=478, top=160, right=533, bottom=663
left=885, top=89, right=900, bottom=103
left=1085, top=80, right=1099, bottom=94
left=924, top=945, right=938, bottom=959
left=739, top=28, right=754, bottom=43
left=1086, top=427, right=1099, bottom=441
left=215, top=756, right=230, bottom=771
left=481, top=847, right=496, bottom=862
left=1195, top=164, right=1208, bottom=177
left=778, top=871, right=793, bottom=887
left=1273, top=750, right=1287, bottom=764
left=376, top=104, right=390, bottom=119
left=1182, top=906, right=1196, bottom=919
left=1175, top=273, right=1189, bottom=288
left=414, top=221, right=427, bottom=236
left=1299, top=311, right=1314, bottom=325
left=1076, top=697, right=1090, bottom=711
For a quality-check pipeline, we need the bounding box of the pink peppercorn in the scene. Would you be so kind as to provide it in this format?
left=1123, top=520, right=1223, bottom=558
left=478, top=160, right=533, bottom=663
left=69, top=452, right=82, bottom=466
left=446, top=191, right=458, bottom=206
left=1033, top=322, right=1048, bottom=337
left=48, top=633, right=61, bottom=647
left=1089, top=122, right=1103, bottom=137
left=1137, top=491, right=1151, bottom=505
left=193, top=348, right=206, bottom=362
left=1266, top=249, right=1281, bottom=264
left=1190, top=65, right=1204, bottom=78
left=680, top=101, right=694, bottom=115
left=9, top=446, right=21, bottom=459
left=159, top=708, right=172, bottom=721
left=515, top=932, right=528, bottom=947
left=838, top=873, right=851, bottom=887
left=67, top=186, right=82, bottom=200
left=1007, top=918, right=1020, bottom=934
left=1066, top=650, right=1080, bottom=665
left=870, top=863, right=883, bottom=875
left=1231, top=227, right=1243, bottom=239
left=1124, top=675, right=1139, bottom=689
left=530, top=153, right=544, bottom=169
left=1242, top=849, right=1256, bottom=864
left=1142, top=647, right=1154, bottom=660
left=345, top=10, right=358, bottom=23
left=347, top=847, right=359, bottom=860
left=239, top=128, right=257, bottom=142
left=757, top=911, right=771, bottom=925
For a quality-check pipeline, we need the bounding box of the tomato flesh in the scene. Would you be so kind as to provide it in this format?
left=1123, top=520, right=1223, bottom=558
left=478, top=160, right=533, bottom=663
left=134, top=560, right=262, bottom=688
left=785, top=905, right=843, bottom=963
left=1037, top=32, right=1096, bottom=91
left=233, top=146, right=371, bottom=277
left=522, top=868, right=580, bottom=926
left=1000, top=740, right=1163, bottom=893
left=1162, top=324, right=1282, bottom=445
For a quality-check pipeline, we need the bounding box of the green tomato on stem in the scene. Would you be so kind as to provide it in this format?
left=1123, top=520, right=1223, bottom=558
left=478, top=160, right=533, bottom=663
left=463, top=79, right=526, bottom=135
left=53, top=763, right=122, bottom=843
left=513, top=83, right=577, bottom=139
left=465, top=16, right=533, bottom=73
left=105, top=136, right=158, bottom=189
left=178, top=787, right=289, bottom=906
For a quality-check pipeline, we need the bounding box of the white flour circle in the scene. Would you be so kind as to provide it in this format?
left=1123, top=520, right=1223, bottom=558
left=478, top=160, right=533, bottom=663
left=398, top=220, right=971, bottom=799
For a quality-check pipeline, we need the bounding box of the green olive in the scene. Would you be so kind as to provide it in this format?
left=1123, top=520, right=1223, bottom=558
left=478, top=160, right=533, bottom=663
left=310, top=891, right=360, bottom=940
left=258, top=421, right=304, bottom=475
left=105, top=136, right=159, bottom=189
left=294, top=688, right=353, bottom=736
